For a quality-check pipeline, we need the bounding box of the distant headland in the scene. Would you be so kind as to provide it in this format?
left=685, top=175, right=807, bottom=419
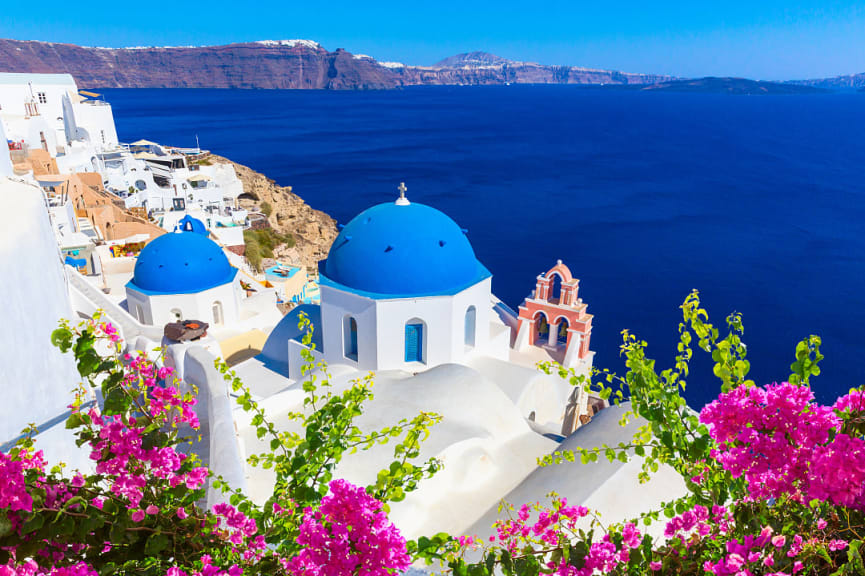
left=638, top=77, right=827, bottom=95
left=0, top=38, right=859, bottom=91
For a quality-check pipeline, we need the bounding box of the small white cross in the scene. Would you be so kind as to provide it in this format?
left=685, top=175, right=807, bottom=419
left=395, top=182, right=411, bottom=206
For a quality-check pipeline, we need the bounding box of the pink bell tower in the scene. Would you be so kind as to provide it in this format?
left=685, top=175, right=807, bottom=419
left=513, top=260, right=594, bottom=369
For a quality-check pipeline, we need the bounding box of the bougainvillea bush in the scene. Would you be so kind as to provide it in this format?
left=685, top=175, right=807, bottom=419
left=431, top=292, right=865, bottom=576
left=0, top=312, right=440, bottom=576
left=1, top=291, right=864, bottom=576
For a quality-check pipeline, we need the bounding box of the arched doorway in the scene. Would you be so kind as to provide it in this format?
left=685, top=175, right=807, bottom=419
left=405, top=318, right=426, bottom=364
left=464, top=306, right=476, bottom=348
left=343, top=316, right=358, bottom=361
left=534, top=311, right=549, bottom=346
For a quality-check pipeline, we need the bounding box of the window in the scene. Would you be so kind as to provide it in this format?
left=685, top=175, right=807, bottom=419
left=343, top=316, right=358, bottom=361
left=101, top=130, right=106, bottom=144
left=550, top=273, right=563, bottom=304
left=212, top=301, right=224, bottom=325
left=405, top=320, right=425, bottom=364
left=464, top=306, right=476, bottom=348
left=135, top=305, right=145, bottom=324
left=556, top=317, right=570, bottom=345
left=37, top=92, right=47, bottom=104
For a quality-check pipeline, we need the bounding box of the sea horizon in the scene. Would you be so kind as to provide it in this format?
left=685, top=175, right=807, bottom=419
left=99, top=84, right=865, bottom=408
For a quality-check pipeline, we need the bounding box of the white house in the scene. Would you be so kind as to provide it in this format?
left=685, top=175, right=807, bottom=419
left=0, top=73, right=77, bottom=153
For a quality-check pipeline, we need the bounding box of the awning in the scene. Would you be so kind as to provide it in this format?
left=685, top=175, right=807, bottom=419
left=187, top=173, right=211, bottom=182
left=79, top=90, right=101, bottom=98
left=130, top=139, right=161, bottom=146
left=64, top=255, right=88, bottom=268
left=134, top=152, right=163, bottom=160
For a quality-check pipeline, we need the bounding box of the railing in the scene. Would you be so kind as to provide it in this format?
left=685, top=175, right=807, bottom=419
left=66, top=266, right=163, bottom=343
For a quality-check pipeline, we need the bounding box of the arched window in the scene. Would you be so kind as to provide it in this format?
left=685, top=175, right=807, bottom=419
left=556, top=317, right=570, bottom=345
left=533, top=311, right=549, bottom=347
left=404, top=318, right=426, bottom=364
left=343, top=316, right=358, bottom=361
left=464, top=306, right=476, bottom=348
left=170, top=309, right=183, bottom=323
left=212, top=301, right=224, bottom=325
left=135, top=304, right=145, bottom=324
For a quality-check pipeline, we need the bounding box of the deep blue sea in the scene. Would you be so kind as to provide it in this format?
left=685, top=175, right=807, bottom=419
left=101, top=86, right=865, bottom=408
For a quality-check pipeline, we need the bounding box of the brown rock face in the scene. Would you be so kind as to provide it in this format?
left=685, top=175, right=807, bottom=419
left=209, top=155, right=338, bottom=270
left=0, top=39, right=671, bottom=89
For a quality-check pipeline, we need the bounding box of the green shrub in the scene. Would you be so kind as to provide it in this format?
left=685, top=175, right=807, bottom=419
left=245, top=240, right=262, bottom=272
left=260, top=201, right=273, bottom=217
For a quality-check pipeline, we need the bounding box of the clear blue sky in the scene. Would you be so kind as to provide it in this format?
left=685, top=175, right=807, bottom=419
left=2, top=1, right=863, bottom=80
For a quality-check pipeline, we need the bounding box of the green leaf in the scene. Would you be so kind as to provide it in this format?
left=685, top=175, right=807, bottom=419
left=144, top=532, right=169, bottom=555
left=20, top=513, right=44, bottom=535
left=51, top=328, right=73, bottom=352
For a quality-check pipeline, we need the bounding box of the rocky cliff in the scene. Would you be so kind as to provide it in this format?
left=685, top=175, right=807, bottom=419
left=789, top=72, right=865, bottom=90
left=0, top=39, right=671, bottom=89
left=208, top=155, right=338, bottom=269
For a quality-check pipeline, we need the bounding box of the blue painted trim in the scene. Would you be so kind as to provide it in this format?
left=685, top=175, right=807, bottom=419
left=319, top=263, right=491, bottom=300
left=126, top=268, right=237, bottom=296
left=1, top=401, right=96, bottom=453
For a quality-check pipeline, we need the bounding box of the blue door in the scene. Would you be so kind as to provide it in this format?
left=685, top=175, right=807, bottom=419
left=405, top=323, right=424, bottom=363
left=349, top=320, right=358, bottom=357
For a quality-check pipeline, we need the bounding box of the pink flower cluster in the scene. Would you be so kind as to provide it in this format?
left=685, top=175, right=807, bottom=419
left=87, top=408, right=207, bottom=512
left=0, top=452, right=33, bottom=513
left=833, top=388, right=865, bottom=414
left=286, top=479, right=410, bottom=576
left=492, top=498, right=589, bottom=554
left=700, top=382, right=865, bottom=509
left=554, top=522, right=642, bottom=576
left=165, top=556, right=243, bottom=576
left=212, top=503, right=260, bottom=548
left=121, top=354, right=199, bottom=428
left=0, top=560, right=97, bottom=576
left=664, top=505, right=730, bottom=543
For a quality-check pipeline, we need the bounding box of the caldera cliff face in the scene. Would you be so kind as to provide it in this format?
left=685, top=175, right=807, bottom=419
left=0, top=40, right=671, bottom=89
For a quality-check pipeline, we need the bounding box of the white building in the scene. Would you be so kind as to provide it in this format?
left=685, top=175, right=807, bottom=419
left=125, top=230, right=242, bottom=327
left=0, top=73, right=120, bottom=167
left=317, top=198, right=504, bottom=372
left=0, top=119, right=13, bottom=177
left=226, top=190, right=607, bottom=538
left=0, top=73, right=77, bottom=153
left=0, top=176, right=93, bottom=471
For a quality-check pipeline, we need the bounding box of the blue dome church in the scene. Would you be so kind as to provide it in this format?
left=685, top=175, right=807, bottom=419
left=297, top=185, right=505, bottom=375
left=126, top=230, right=240, bottom=327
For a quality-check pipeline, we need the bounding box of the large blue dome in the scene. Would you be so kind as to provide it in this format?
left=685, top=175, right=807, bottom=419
left=128, top=232, right=237, bottom=295
left=321, top=201, right=491, bottom=297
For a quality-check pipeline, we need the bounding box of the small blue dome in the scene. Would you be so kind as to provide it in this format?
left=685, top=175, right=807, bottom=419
left=322, top=201, right=490, bottom=297
left=258, top=304, right=322, bottom=374
left=175, top=215, right=208, bottom=235
left=128, top=232, right=237, bottom=295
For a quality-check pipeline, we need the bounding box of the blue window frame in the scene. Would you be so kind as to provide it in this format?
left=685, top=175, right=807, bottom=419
left=405, top=322, right=424, bottom=363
